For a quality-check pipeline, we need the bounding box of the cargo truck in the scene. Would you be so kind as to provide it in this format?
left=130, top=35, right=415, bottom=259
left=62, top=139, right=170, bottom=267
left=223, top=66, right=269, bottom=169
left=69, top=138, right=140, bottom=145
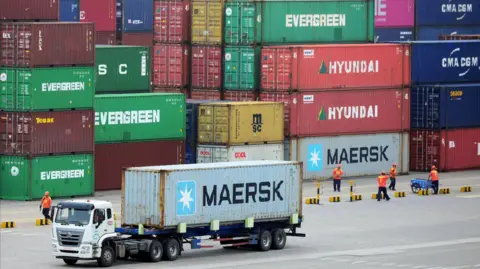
left=51, top=161, right=305, bottom=267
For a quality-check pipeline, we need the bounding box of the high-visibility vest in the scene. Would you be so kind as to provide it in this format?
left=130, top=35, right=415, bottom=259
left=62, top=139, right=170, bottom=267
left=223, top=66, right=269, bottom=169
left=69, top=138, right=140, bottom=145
left=390, top=167, right=397, bottom=177
left=377, top=175, right=388, bottom=187
left=42, top=196, right=52, bottom=208
left=430, top=170, right=439, bottom=181
left=333, top=169, right=343, bottom=180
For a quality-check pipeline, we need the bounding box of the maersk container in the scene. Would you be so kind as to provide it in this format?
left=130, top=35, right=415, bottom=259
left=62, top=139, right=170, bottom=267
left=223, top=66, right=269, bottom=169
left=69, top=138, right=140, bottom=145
left=122, top=161, right=302, bottom=228
left=375, top=27, right=413, bottom=42
left=197, top=144, right=284, bottom=163
left=408, top=40, right=480, bottom=85
left=288, top=133, right=409, bottom=179
left=94, top=93, right=185, bottom=144
left=0, top=154, right=94, bottom=201
left=60, top=0, right=80, bottom=21
left=411, top=84, right=480, bottom=129
left=0, top=67, right=94, bottom=111
left=415, top=0, right=480, bottom=26
left=96, top=45, right=151, bottom=92
left=415, top=26, right=480, bottom=41
left=223, top=46, right=260, bottom=91
left=123, top=0, right=154, bottom=33
left=191, top=0, right=224, bottom=44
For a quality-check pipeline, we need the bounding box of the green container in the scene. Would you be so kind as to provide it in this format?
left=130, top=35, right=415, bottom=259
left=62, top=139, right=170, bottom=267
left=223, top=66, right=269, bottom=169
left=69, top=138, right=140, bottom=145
left=223, top=45, right=260, bottom=90
left=95, top=45, right=151, bottom=93
left=94, top=93, right=185, bottom=144
left=0, top=67, right=95, bottom=111
left=0, top=154, right=94, bottom=201
left=224, top=0, right=374, bottom=45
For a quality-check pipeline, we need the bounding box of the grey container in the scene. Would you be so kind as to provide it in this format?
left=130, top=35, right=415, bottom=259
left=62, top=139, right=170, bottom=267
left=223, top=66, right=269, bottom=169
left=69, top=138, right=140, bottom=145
left=121, top=161, right=303, bottom=228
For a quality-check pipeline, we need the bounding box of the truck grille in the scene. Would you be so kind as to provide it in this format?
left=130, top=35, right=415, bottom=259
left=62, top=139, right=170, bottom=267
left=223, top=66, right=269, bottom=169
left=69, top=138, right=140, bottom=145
left=57, top=229, right=84, bottom=247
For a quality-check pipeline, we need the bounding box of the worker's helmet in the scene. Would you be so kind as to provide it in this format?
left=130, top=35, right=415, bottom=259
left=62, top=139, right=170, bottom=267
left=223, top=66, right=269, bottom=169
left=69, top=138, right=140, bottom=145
left=393, top=162, right=397, bottom=166
left=381, top=171, right=386, bottom=175
left=337, top=164, right=342, bottom=168
left=431, top=165, right=437, bottom=170
left=45, top=191, right=50, bottom=196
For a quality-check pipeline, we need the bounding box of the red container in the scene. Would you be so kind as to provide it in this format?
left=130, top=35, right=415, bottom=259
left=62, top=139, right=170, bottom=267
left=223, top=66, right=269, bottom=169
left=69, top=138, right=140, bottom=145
left=95, top=140, right=185, bottom=190
left=259, top=91, right=292, bottom=136
left=154, top=0, right=190, bottom=43
left=0, top=110, right=94, bottom=156
left=1, top=22, right=95, bottom=67
left=190, top=89, right=221, bottom=100
left=0, top=0, right=59, bottom=21
left=79, top=0, right=116, bottom=32
left=96, top=31, right=117, bottom=45
left=261, top=44, right=411, bottom=91
left=224, top=90, right=257, bottom=101
left=410, top=128, right=480, bottom=172
left=152, top=88, right=189, bottom=97
left=121, top=32, right=153, bottom=46
left=152, top=44, right=190, bottom=88
left=289, top=88, right=410, bottom=137
left=191, top=45, right=222, bottom=89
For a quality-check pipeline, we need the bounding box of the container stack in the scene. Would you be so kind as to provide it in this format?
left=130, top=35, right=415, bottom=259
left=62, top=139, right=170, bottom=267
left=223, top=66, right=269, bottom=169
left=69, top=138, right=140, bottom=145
left=117, top=0, right=154, bottom=46
left=59, top=0, right=81, bottom=22
left=79, top=0, right=117, bottom=44
left=374, top=0, right=414, bottom=42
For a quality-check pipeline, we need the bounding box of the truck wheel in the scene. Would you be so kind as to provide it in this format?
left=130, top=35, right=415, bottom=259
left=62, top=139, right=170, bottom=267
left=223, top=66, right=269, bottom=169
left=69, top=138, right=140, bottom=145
left=147, top=240, right=163, bottom=262
left=97, top=246, right=115, bottom=267
left=163, top=238, right=180, bottom=261
left=258, top=230, right=272, bottom=251
left=271, top=229, right=287, bottom=250
left=63, top=258, right=78, bottom=265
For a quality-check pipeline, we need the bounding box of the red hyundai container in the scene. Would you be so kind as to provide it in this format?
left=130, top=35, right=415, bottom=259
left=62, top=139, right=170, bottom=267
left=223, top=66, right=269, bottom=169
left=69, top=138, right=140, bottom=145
left=410, top=128, right=480, bottom=172
left=289, top=88, right=411, bottom=137
left=191, top=45, right=222, bottom=89
left=79, top=0, right=116, bottom=32
left=121, top=32, right=153, bottom=46
left=1, top=22, right=95, bottom=67
left=95, top=140, right=185, bottom=190
left=152, top=44, right=190, bottom=88
left=259, top=91, right=292, bottom=136
left=152, top=88, right=189, bottom=97
left=154, top=0, right=190, bottom=43
left=0, top=0, right=59, bottom=21
left=0, top=110, right=94, bottom=156
left=224, top=90, right=257, bottom=101
left=261, top=44, right=411, bottom=91
left=190, top=89, right=221, bottom=100
left=96, top=31, right=117, bottom=45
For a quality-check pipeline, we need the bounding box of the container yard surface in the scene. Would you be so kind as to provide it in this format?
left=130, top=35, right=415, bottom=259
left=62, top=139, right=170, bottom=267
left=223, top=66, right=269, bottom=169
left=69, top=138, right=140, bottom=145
left=415, top=0, right=480, bottom=26
left=289, top=88, right=410, bottom=137
left=0, top=67, right=94, bottom=111
left=374, top=0, right=414, bottom=27
left=122, top=0, right=154, bottom=33
left=261, top=44, right=410, bottom=91
left=191, top=1, right=223, bottom=44
left=60, top=0, right=80, bottom=22
left=198, top=101, right=284, bottom=145
left=152, top=44, right=189, bottom=88
left=154, top=0, right=190, bottom=43
left=0, top=0, right=60, bottom=21
left=290, top=133, right=409, bottom=179
left=411, top=84, right=480, bottom=129
left=79, top=0, right=116, bottom=32
left=224, top=46, right=260, bottom=90
left=122, top=161, right=302, bottom=228
left=196, top=143, right=284, bottom=163
left=0, top=22, right=95, bottom=67
left=94, top=93, right=185, bottom=144
left=259, top=92, right=291, bottom=136
left=191, top=46, right=222, bottom=89
left=96, top=45, right=151, bottom=92
left=0, top=154, right=94, bottom=201
left=375, top=27, right=414, bottom=42
left=415, top=26, right=480, bottom=41
left=95, top=140, right=185, bottom=190
left=0, top=110, right=94, bottom=156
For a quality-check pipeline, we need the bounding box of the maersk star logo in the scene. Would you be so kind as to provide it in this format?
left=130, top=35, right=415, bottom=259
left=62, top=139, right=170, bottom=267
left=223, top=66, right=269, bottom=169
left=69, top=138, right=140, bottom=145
left=307, top=144, right=323, bottom=171
left=176, top=181, right=196, bottom=216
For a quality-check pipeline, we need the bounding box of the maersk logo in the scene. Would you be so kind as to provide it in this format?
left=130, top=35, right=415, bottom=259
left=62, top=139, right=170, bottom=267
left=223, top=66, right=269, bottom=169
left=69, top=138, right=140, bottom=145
left=95, top=110, right=160, bottom=126
left=319, top=60, right=379, bottom=74
left=318, top=105, right=379, bottom=120
left=441, top=48, right=479, bottom=76
left=41, top=82, right=85, bottom=92
left=176, top=181, right=196, bottom=216
left=307, top=144, right=323, bottom=171
left=41, top=169, right=85, bottom=180
left=327, top=146, right=389, bottom=165
left=441, top=2, right=473, bottom=20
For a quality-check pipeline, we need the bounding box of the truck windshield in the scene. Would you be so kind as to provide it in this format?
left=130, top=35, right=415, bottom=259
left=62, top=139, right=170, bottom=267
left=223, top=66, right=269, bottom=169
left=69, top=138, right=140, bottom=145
left=55, top=207, right=91, bottom=226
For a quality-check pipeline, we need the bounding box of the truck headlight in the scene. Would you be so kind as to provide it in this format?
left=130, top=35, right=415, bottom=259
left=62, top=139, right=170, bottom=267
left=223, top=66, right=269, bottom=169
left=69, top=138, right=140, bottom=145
left=80, top=246, right=90, bottom=254
left=52, top=244, right=58, bottom=252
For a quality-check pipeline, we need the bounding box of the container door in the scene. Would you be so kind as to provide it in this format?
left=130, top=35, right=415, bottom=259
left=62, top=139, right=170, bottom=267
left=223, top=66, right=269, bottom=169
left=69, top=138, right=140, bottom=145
left=224, top=2, right=255, bottom=44
left=224, top=46, right=256, bottom=90
left=197, top=146, right=213, bottom=163
left=0, top=156, right=31, bottom=200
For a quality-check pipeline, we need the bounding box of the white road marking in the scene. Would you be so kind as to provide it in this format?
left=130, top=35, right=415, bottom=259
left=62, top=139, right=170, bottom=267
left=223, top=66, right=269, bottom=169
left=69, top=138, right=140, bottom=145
left=0, top=230, right=13, bottom=234
left=456, top=195, right=480, bottom=199
left=352, top=261, right=366, bottom=264
left=382, top=263, right=396, bottom=266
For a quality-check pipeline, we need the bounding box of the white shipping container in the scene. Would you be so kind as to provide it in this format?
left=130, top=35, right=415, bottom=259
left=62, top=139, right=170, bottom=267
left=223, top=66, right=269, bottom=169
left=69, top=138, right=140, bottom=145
left=196, top=144, right=284, bottom=163
left=122, top=161, right=303, bottom=228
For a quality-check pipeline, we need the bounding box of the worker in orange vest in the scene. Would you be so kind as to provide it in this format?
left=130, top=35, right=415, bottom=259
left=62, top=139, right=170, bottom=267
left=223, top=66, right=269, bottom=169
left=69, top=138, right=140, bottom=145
left=332, top=164, right=344, bottom=192
left=388, top=162, right=397, bottom=191
left=428, top=165, right=439, bottom=194
left=39, top=191, right=52, bottom=220
left=377, top=171, right=390, bottom=202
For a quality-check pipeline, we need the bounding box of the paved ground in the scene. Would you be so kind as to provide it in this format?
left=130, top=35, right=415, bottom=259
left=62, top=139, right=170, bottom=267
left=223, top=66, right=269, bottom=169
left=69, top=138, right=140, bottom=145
left=1, top=170, right=479, bottom=269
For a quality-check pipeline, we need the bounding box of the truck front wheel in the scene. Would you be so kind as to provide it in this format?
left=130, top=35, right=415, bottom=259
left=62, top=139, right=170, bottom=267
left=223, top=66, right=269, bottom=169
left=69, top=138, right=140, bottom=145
left=163, top=238, right=180, bottom=261
left=97, top=246, right=115, bottom=267
left=63, top=258, right=78, bottom=265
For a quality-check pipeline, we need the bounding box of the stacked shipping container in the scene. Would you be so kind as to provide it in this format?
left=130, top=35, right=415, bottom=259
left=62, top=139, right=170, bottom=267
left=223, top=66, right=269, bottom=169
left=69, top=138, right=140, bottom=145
left=80, top=0, right=117, bottom=44
left=118, top=0, right=154, bottom=46
left=374, top=0, right=414, bottom=42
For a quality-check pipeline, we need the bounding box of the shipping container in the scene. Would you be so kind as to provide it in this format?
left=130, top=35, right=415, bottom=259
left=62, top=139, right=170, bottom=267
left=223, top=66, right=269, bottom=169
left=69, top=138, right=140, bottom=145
left=152, top=88, right=188, bottom=96
left=191, top=45, right=222, bottom=89
left=197, top=144, right=284, bottom=163
left=190, top=89, right=222, bottom=100
left=60, top=0, right=80, bottom=21
left=416, top=0, right=480, bottom=26
left=0, top=154, right=94, bottom=201
left=94, top=93, right=185, bottom=144
left=375, top=27, right=414, bottom=42
left=408, top=40, right=480, bottom=85
left=191, top=0, right=223, bottom=44
left=290, top=88, right=411, bottom=137
left=121, top=32, right=154, bottom=46
left=224, top=46, right=260, bottom=90
left=411, top=84, right=480, bottom=129
left=223, top=90, right=257, bottom=102
left=410, top=128, right=480, bottom=172
left=122, top=0, right=154, bottom=32
left=0, top=66, right=95, bottom=111
left=259, top=92, right=291, bottom=136
left=154, top=0, right=190, bottom=43
left=79, top=0, right=116, bottom=31
left=440, top=34, right=480, bottom=40
left=374, top=0, right=414, bottom=27
left=0, top=22, right=95, bottom=67
left=0, top=110, right=94, bottom=156
left=122, top=161, right=302, bottom=228
left=96, top=45, right=150, bottom=92
left=116, top=0, right=123, bottom=33
left=415, top=26, right=480, bottom=41
left=198, top=101, right=284, bottom=145
left=261, top=43, right=410, bottom=91
left=152, top=44, right=189, bottom=88
left=289, top=132, right=409, bottom=179
left=96, top=31, right=117, bottom=45
left=0, top=0, right=59, bottom=21
left=95, top=140, right=184, bottom=190
left=283, top=138, right=291, bottom=161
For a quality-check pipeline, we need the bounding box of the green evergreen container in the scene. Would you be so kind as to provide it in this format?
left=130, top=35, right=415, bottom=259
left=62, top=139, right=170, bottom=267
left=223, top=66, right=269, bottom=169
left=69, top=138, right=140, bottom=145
left=223, top=45, right=260, bottom=90
left=0, top=154, right=94, bottom=201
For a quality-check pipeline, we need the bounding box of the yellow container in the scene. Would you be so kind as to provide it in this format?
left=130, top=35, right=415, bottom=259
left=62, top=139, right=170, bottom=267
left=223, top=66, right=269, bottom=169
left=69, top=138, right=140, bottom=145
left=191, top=0, right=224, bottom=44
left=198, top=101, right=284, bottom=145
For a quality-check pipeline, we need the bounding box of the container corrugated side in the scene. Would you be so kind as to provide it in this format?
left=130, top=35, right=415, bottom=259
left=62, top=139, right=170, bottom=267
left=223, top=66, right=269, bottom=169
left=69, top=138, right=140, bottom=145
left=374, top=0, right=414, bottom=27
left=80, top=0, right=116, bottom=31
left=190, top=89, right=222, bottom=100
left=154, top=0, right=190, bottom=43
left=197, top=144, right=284, bottom=163
left=191, top=45, right=222, bottom=89
left=440, top=34, right=480, bottom=40
left=60, top=0, right=80, bottom=21
left=415, top=0, right=480, bottom=26
left=191, top=0, right=224, bottom=44
left=375, top=27, right=414, bottom=42
left=0, top=0, right=60, bottom=21
left=259, top=92, right=291, bottom=136
left=152, top=44, right=189, bottom=88
left=223, top=90, right=257, bottom=102
left=415, top=25, right=480, bottom=41
left=96, top=31, right=117, bottom=45
left=223, top=46, right=260, bottom=91
left=122, top=0, right=154, bottom=32
left=122, top=161, right=302, bottom=228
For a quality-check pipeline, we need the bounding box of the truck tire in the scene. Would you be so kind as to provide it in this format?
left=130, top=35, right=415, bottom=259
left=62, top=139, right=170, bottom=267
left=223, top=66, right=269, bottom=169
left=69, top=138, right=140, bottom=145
left=258, top=230, right=272, bottom=251
left=163, top=238, right=180, bottom=261
left=63, top=258, right=78, bottom=265
left=97, top=245, right=115, bottom=267
left=271, top=229, right=287, bottom=250
left=147, top=240, right=163, bottom=262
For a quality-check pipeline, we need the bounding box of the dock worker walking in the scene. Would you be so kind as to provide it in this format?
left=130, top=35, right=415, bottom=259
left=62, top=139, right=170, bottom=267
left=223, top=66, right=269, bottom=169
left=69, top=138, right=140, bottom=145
left=39, top=191, right=52, bottom=220
left=428, top=165, right=439, bottom=194
left=388, top=163, right=397, bottom=191
left=377, top=171, right=390, bottom=202
left=333, top=164, right=344, bottom=192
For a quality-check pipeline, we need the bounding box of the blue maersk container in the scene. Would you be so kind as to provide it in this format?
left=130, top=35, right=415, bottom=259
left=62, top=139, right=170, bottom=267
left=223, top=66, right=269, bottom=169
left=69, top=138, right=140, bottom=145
left=375, top=27, right=414, bottom=42
left=411, top=84, right=480, bottom=129
left=59, top=0, right=79, bottom=21
left=416, top=0, right=480, bottom=26
left=122, top=0, right=154, bottom=32
left=416, top=25, right=480, bottom=40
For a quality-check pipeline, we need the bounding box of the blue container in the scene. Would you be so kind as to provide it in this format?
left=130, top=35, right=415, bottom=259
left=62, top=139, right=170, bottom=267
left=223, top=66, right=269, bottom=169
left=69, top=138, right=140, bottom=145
left=59, top=0, right=80, bottom=22
left=411, top=83, right=480, bottom=129
left=375, top=27, right=414, bottom=42
left=416, top=25, right=480, bottom=40
left=122, top=0, right=153, bottom=33
left=116, top=0, right=123, bottom=33
left=416, top=0, right=480, bottom=26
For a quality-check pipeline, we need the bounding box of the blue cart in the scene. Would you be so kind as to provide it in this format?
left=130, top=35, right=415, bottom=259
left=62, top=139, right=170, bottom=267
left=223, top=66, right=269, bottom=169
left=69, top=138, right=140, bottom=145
left=410, top=178, right=435, bottom=194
